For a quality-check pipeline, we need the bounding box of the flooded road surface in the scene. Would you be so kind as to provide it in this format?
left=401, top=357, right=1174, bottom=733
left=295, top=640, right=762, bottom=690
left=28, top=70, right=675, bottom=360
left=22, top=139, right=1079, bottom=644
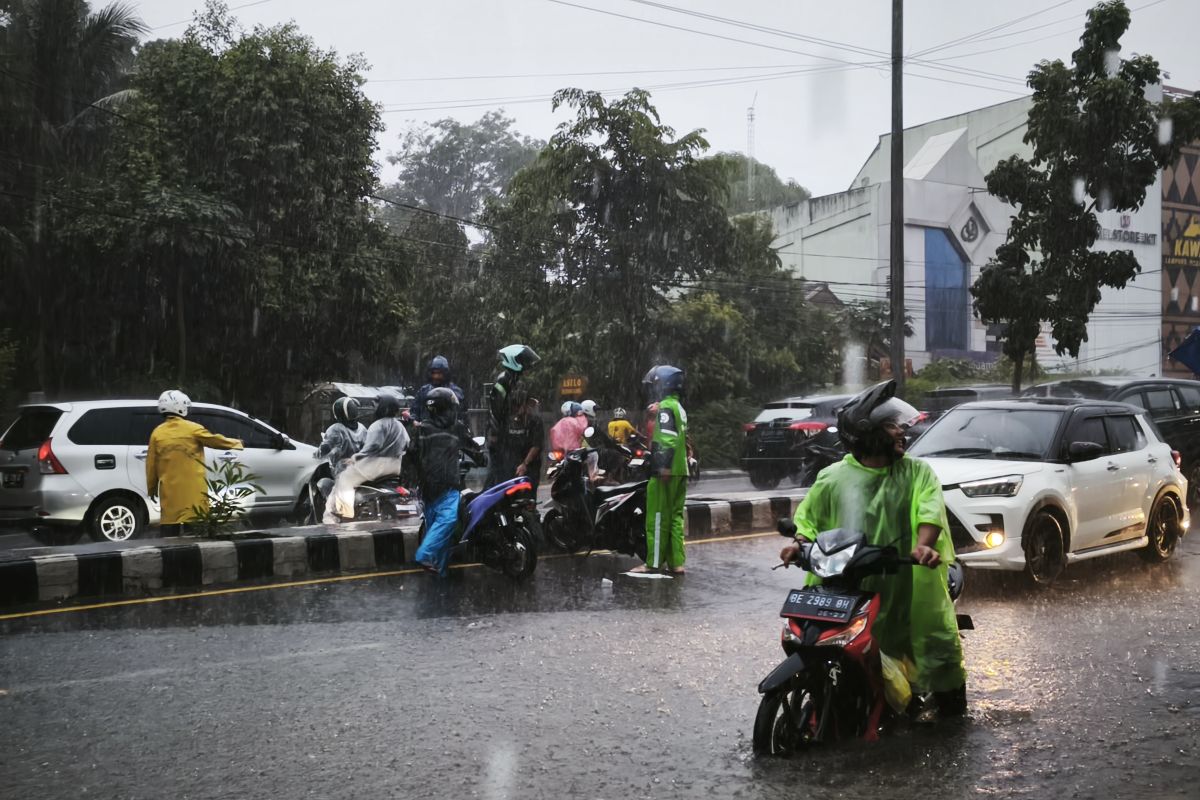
left=2, top=533, right=1196, bottom=799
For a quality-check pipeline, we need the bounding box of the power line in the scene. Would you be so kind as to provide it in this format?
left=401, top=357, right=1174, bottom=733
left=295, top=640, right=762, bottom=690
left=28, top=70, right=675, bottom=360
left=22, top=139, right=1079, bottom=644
left=147, top=0, right=278, bottom=32
left=911, top=0, right=1077, bottom=58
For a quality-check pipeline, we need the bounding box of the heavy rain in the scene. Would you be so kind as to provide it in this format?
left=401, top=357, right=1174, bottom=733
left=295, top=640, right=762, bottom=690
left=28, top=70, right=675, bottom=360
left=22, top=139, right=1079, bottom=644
left=1, top=1, right=1199, bottom=798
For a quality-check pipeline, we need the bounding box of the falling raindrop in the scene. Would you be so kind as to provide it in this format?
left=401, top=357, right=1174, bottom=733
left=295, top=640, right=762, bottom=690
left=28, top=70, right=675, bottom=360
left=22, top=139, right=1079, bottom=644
left=251, top=307, right=259, bottom=337
left=1073, top=178, right=1087, bottom=206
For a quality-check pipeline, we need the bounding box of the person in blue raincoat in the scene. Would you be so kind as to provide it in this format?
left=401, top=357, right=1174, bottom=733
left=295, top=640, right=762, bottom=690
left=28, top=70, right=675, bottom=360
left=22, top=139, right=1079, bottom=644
left=412, top=356, right=465, bottom=423
left=779, top=380, right=968, bottom=716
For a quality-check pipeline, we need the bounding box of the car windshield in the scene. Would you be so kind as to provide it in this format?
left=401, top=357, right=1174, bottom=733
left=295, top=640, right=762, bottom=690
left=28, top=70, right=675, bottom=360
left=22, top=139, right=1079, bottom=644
left=1022, top=381, right=1117, bottom=400
left=755, top=405, right=813, bottom=423
left=909, top=408, right=1063, bottom=461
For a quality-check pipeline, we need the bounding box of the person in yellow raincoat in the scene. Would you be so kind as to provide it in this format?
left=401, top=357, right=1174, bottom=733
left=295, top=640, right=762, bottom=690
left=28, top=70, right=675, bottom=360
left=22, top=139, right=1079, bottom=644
left=145, top=390, right=243, bottom=533
left=779, top=380, right=967, bottom=717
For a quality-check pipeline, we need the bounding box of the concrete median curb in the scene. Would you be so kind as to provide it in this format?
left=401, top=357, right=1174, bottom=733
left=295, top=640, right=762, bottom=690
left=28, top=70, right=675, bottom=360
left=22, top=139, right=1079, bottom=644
left=0, top=493, right=806, bottom=611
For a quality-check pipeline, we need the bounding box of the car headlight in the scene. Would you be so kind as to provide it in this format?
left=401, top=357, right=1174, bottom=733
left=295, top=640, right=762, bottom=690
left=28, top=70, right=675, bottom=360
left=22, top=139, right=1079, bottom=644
left=959, top=475, right=1023, bottom=498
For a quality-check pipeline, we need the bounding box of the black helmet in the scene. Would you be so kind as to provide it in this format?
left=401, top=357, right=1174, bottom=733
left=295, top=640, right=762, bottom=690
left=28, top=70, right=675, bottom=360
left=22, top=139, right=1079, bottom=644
left=332, top=396, right=360, bottom=427
left=642, top=365, right=685, bottom=403
left=424, top=386, right=459, bottom=421
left=836, top=380, right=920, bottom=458
left=498, top=344, right=540, bottom=373
left=374, top=394, right=402, bottom=420
left=427, top=355, right=450, bottom=380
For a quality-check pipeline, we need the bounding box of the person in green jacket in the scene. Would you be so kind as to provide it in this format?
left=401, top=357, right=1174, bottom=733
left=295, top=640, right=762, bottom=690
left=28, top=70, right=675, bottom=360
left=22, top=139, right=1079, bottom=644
left=631, top=365, right=688, bottom=575
left=778, top=380, right=967, bottom=716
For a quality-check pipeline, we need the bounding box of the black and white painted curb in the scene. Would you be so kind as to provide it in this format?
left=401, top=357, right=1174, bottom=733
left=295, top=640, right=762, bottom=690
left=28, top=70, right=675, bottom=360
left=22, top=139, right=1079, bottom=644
left=0, top=494, right=804, bottom=609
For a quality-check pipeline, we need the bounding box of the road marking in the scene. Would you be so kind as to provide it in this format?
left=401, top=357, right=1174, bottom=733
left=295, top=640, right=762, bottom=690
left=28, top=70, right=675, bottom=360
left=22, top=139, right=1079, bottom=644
left=0, top=531, right=779, bottom=621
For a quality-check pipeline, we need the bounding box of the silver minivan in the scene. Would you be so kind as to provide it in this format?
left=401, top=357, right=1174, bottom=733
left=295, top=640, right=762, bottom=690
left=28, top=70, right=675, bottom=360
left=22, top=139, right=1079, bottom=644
left=0, top=400, right=319, bottom=543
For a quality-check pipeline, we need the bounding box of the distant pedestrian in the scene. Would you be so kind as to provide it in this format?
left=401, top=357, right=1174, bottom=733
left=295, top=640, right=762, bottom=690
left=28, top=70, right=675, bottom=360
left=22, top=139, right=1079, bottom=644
left=145, top=390, right=244, bottom=535
left=549, top=401, right=588, bottom=455
left=487, top=389, right=544, bottom=490
left=485, top=344, right=540, bottom=487
left=607, top=407, right=637, bottom=445
left=412, top=355, right=465, bottom=423
left=629, top=366, right=688, bottom=575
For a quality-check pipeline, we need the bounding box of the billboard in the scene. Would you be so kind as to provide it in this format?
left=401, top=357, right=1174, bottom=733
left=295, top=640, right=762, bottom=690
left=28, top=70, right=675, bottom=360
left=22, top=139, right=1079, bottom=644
left=1162, top=143, right=1200, bottom=376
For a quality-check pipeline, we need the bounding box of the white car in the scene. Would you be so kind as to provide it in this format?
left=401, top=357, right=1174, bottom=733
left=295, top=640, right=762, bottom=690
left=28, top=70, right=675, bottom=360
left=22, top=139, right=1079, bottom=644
left=908, top=398, right=1189, bottom=584
left=0, top=400, right=319, bottom=543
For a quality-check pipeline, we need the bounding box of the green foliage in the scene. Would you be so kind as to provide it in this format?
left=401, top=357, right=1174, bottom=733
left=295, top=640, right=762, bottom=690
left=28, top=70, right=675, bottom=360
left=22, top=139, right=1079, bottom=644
left=0, top=330, right=17, bottom=401
left=689, top=396, right=758, bottom=469
left=701, top=152, right=810, bottom=214
left=188, top=458, right=266, bottom=538
left=384, top=111, right=544, bottom=221
left=971, top=0, right=1200, bottom=391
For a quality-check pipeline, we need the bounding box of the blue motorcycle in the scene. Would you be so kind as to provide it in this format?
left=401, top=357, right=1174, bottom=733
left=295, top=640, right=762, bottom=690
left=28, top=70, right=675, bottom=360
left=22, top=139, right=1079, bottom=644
left=445, top=475, right=540, bottom=581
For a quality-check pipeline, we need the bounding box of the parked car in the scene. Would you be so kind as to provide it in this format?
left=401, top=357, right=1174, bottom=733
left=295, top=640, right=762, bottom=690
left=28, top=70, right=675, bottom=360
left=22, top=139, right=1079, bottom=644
left=0, top=400, right=320, bottom=544
left=909, top=398, right=1189, bottom=584
left=922, top=384, right=1013, bottom=421
left=1021, top=377, right=1200, bottom=506
left=739, top=394, right=853, bottom=490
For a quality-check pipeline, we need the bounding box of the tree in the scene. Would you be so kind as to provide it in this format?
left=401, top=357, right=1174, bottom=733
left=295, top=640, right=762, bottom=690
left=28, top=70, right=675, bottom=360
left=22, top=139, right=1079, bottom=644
left=485, top=88, right=743, bottom=403
left=701, top=152, right=810, bottom=214
left=383, top=111, right=543, bottom=222
left=0, top=0, right=146, bottom=392
left=971, top=0, right=1200, bottom=392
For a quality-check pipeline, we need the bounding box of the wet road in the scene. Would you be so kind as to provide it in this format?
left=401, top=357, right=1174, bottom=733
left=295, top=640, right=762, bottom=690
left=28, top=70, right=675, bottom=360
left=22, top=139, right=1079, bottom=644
left=1, top=533, right=1197, bottom=800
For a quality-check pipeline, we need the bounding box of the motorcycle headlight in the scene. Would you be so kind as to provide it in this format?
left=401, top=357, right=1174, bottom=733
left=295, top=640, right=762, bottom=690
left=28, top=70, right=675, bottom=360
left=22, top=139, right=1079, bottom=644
left=959, top=475, right=1023, bottom=498
left=815, top=614, right=868, bottom=648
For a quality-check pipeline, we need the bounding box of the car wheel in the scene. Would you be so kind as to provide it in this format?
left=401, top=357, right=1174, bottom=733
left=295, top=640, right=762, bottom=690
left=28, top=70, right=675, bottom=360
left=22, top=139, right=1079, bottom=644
left=1023, top=509, right=1065, bottom=586
left=1139, top=494, right=1181, bottom=563
left=750, top=468, right=782, bottom=490
left=87, top=495, right=146, bottom=543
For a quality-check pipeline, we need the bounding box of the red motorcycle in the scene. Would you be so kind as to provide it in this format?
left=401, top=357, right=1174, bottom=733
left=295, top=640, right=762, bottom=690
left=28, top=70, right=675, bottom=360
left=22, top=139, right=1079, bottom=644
left=753, top=520, right=968, bottom=754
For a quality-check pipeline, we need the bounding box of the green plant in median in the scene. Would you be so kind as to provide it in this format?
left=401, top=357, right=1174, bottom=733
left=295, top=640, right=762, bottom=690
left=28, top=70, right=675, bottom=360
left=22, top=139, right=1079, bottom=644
left=188, top=459, right=265, bottom=538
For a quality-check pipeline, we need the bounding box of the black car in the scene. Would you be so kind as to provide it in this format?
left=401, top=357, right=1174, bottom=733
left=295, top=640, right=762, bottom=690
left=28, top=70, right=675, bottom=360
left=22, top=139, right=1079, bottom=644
left=1021, top=377, right=1200, bottom=505
left=739, top=394, right=852, bottom=490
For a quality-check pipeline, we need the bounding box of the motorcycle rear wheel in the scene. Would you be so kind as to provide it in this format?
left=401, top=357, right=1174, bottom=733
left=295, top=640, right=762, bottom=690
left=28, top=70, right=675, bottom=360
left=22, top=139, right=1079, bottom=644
left=543, top=509, right=584, bottom=553
left=501, top=521, right=539, bottom=581
left=753, top=685, right=816, bottom=756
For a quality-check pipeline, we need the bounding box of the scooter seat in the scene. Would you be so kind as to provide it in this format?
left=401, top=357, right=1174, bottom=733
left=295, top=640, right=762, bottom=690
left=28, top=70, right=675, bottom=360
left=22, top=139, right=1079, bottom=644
left=594, top=480, right=649, bottom=499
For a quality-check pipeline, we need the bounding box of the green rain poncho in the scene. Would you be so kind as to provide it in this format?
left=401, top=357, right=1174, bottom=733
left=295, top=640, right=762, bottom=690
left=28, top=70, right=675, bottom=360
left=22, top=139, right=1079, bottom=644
left=793, top=454, right=966, bottom=693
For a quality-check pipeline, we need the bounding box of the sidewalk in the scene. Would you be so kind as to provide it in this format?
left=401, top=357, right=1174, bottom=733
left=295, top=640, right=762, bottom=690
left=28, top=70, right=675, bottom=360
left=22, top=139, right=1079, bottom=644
left=0, top=492, right=805, bottom=611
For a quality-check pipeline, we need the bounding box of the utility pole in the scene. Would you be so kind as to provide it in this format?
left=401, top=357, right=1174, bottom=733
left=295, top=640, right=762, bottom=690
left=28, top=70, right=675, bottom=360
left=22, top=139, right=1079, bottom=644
left=747, top=92, right=757, bottom=207
left=889, top=0, right=906, bottom=394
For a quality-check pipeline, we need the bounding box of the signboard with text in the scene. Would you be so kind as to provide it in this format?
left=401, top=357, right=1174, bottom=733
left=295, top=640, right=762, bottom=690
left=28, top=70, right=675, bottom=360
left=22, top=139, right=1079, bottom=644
left=559, top=375, right=587, bottom=398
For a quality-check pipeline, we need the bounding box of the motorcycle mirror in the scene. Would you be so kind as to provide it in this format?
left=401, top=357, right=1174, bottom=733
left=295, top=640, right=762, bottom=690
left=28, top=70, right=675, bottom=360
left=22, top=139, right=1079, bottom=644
left=584, top=426, right=595, bottom=438
left=777, top=518, right=798, bottom=538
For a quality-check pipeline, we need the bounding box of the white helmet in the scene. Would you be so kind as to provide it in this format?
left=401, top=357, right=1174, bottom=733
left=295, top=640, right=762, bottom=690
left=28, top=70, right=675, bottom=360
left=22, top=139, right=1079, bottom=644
left=158, top=389, right=191, bottom=417
left=580, top=399, right=597, bottom=418
left=560, top=401, right=574, bottom=417
left=613, top=407, right=627, bottom=420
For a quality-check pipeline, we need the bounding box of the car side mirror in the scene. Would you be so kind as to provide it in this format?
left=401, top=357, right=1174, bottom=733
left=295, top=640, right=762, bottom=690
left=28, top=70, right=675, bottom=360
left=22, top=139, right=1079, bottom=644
left=1067, top=441, right=1105, bottom=462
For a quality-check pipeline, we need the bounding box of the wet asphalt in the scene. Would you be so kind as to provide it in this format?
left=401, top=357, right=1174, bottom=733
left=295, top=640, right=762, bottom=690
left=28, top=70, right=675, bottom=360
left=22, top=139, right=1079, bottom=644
left=1, top=531, right=1197, bottom=800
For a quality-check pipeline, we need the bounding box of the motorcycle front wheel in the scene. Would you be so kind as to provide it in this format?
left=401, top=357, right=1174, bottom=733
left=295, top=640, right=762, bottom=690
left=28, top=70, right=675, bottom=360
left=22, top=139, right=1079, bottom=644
left=753, top=684, right=817, bottom=756
left=543, top=508, right=584, bottom=554
left=502, top=521, right=539, bottom=581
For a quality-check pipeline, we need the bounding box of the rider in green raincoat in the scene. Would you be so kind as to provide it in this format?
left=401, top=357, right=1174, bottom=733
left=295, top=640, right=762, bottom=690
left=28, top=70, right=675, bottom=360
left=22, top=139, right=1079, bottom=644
left=780, top=380, right=967, bottom=714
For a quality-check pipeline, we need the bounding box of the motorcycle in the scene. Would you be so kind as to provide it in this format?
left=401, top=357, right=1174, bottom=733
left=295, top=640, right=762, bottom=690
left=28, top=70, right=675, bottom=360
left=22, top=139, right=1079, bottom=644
left=753, top=519, right=969, bottom=755
left=309, top=468, right=423, bottom=524
left=541, top=434, right=648, bottom=560
left=445, top=474, right=540, bottom=581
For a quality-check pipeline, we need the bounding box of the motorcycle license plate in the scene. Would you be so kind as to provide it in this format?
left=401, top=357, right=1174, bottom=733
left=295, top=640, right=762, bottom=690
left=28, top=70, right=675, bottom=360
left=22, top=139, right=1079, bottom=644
left=780, top=588, right=858, bottom=623
left=628, top=458, right=644, bottom=467
left=2, top=470, right=23, bottom=489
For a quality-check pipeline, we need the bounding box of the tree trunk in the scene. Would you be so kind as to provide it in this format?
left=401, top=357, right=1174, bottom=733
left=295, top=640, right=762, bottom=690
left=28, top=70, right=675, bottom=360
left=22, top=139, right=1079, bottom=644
left=176, top=256, right=187, bottom=387
left=1011, top=350, right=1025, bottom=394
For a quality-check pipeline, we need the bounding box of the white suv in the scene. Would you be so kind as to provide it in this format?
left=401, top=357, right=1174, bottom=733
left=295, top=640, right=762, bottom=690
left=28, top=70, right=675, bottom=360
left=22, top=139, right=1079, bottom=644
left=908, top=398, right=1189, bottom=584
left=0, top=400, right=319, bottom=543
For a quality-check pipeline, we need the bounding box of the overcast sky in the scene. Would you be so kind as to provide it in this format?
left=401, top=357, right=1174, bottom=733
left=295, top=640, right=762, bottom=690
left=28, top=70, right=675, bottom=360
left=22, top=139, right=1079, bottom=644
left=133, top=0, right=1199, bottom=198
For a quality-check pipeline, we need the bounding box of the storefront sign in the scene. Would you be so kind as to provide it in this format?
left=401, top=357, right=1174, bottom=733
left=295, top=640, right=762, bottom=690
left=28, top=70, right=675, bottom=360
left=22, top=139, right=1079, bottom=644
left=559, top=375, right=586, bottom=397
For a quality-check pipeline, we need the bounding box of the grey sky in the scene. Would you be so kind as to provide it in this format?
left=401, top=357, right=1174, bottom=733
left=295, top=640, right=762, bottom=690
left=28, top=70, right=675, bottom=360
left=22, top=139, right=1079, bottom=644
left=134, top=0, right=1199, bottom=198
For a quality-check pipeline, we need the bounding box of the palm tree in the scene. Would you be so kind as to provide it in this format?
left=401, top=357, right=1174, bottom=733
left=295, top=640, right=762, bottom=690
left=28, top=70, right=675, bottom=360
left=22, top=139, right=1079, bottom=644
left=1, top=0, right=146, bottom=391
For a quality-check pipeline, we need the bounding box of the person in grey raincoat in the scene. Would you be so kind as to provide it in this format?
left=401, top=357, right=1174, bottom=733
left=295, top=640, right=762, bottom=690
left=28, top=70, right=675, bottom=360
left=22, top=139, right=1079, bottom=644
left=315, top=397, right=367, bottom=477
left=323, top=395, right=410, bottom=523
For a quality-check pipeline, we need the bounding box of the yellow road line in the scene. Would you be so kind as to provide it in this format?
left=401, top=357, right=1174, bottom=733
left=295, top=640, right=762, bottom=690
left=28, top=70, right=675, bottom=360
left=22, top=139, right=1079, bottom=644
left=0, top=530, right=778, bottom=621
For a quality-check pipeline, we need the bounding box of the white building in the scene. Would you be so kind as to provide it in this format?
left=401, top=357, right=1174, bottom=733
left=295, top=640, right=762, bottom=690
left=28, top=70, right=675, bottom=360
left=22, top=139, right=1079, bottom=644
left=770, top=95, right=1164, bottom=375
